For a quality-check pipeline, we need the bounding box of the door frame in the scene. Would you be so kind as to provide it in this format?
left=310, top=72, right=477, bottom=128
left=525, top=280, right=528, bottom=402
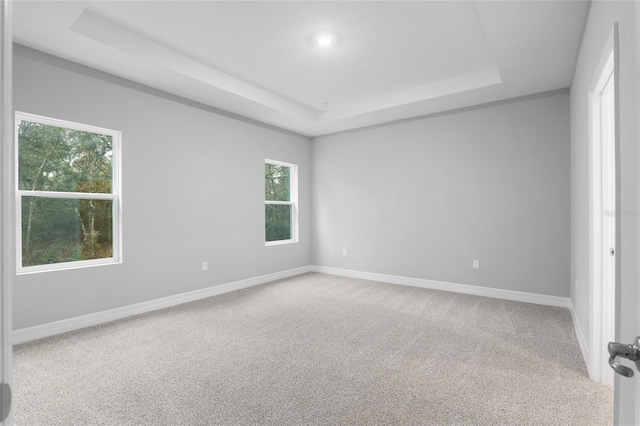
left=588, top=23, right=619, bottom=385
left=0, top=0, right=13, bottom=424
left=636, top=3, right=640, bottom=422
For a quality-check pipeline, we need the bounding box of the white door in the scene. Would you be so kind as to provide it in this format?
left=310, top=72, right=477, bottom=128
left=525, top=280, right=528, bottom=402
left=599, top=55, right=616, bottom=387
left=635, top=3, right=640, bottom=420
left=637, top=305, right=640, bottom=426
left=589, top=37, right=616, bottom=387
left=0, top=0, right=12, bottom=425
left=621, top=3, right=640, bottom=421
left=609, top=8, right=640, bottom=423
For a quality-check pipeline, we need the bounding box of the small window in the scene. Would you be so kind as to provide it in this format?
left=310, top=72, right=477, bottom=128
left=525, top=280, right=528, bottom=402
left=265, top=159, right=298, bottom=245
left=16, top=112, right=122, bottom=273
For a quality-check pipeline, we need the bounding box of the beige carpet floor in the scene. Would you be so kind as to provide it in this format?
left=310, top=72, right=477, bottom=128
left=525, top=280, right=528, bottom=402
left=14, top=272, right=612, bottom=425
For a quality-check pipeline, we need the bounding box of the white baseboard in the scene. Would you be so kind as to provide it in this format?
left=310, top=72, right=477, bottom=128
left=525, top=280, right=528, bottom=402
left=311, top=266, right=593, bottom=376
left=13, top=265, right=577, bottom=347
left=310, top=265, right=570, bottom=308
left=568, top=299, right=589, bottom=369
left=13, top=266, right=312, bottom=345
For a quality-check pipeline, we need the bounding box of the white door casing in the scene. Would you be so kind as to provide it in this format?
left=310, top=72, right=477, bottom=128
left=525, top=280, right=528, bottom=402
left=0, top=0, right=13, bottom=425
left=588, top=26, right=617, bottom=387
left=635, top=3, right=640, bottom=421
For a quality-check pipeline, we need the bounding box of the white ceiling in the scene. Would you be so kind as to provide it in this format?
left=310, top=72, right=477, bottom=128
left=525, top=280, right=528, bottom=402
left=12, top=1, right=588, bottom=137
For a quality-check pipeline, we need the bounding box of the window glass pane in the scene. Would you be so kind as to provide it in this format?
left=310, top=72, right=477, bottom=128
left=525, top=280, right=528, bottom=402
left=21, top=196, right=113, bottom=267
left=18, top=120, right=113, bottom=193
left=265, top=204, right=291, bottom=242
left=265, top=163, right=290, bottom=201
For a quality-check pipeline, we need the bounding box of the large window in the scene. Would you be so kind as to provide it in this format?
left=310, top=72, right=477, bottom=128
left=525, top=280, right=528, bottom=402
left=16, top=112, right=121, bottom=273
left=265, top=159, right=298, bottom=245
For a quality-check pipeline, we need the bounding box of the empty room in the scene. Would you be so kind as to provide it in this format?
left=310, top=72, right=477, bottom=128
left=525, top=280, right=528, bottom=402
left=0, top=0, right=639, bottom=425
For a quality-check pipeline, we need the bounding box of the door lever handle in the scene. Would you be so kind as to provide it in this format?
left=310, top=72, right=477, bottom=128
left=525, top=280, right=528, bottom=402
left=608, top=336, right=640, bottom=377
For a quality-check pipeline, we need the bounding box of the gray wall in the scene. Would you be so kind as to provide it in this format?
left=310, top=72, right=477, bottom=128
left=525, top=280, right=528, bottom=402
left=13, top=46, right=312, bottom=330
left=312, top=91, right=570, bottom=297
left=570, top=2, right=638, bottom=424
left=13, top=43, right=575, bottom=336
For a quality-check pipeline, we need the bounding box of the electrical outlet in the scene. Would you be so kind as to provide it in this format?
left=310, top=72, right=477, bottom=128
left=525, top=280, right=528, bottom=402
left=472, top=260, right=479, bottom=269
left=342, top=249, right=348, bottom=257
left=202, top=262, right=208, bottom=271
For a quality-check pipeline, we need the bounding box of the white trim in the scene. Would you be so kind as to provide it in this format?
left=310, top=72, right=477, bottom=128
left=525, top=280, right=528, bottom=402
left=264, top=159, right=298, bottom=245
left=14, top=111, right=119, bottom=137
left=13, top=264, right=586, bottom=376
left=16, top=257, right=122, bottom=276
left=0, top=1, right=13, bottom=424
left=264, top=158, right=295, bottom=169
left=13, top=266, right=312, bottom=345
left=16, top=190, right=115, bottom=200
left=265, top=239, right=298, bottom=247
left=569, top=299, right=590, bottom=370
left=264, top=200, right=292, bottom=206
left=587, top=24, right=618, bottom=385
left=310, top=265, right=570, bottom=308
left=14, top=111, right=123, bottom=275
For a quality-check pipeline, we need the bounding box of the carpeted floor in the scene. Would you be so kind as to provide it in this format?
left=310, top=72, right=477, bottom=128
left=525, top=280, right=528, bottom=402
left=14, top=272, right=612, bottom=425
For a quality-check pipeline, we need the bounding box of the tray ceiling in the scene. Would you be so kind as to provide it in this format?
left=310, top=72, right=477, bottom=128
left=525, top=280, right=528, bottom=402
left=12, top=1, right=588, bottom=137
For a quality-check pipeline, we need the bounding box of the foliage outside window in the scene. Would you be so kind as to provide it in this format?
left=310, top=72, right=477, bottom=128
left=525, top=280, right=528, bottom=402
left=16, top=112, right=121, bottom=273
left=265, top=160, right=298, bottom=245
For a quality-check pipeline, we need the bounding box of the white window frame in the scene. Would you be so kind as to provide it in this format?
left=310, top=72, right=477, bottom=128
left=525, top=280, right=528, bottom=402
left=15, top=112, right=122, bottom=274
left=265, top=159, right=298, bottom=246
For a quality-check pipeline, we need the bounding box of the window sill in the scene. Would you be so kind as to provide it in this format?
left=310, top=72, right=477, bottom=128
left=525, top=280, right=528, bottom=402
left=17, top=258, right=122, bottom=275
left=265, top=239, right=299, bottom=247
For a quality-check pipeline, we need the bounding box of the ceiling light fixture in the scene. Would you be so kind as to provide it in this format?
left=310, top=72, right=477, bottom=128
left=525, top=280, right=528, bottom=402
left=314, top=33, right=335, bottom=48
left=316, top=36, right=333, bottom=47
